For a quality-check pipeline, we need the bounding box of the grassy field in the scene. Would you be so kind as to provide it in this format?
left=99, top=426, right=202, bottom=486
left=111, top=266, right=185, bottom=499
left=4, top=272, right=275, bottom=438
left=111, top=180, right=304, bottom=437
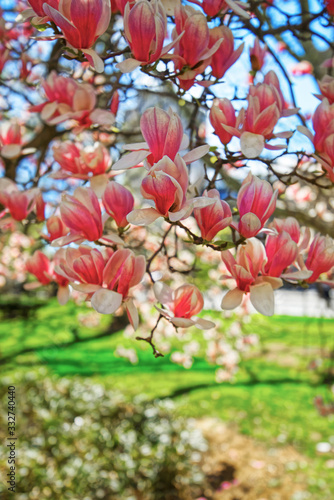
left=1, top=297, right=334, bottom=498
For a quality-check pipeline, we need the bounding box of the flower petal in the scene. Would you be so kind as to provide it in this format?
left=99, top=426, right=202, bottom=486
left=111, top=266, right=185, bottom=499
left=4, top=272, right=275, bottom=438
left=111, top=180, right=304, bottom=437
left=91, top=288, right=123, bottom=314
left=221, top=288, right=244, bottom=310
left=249, top=282, right=275, bottom=316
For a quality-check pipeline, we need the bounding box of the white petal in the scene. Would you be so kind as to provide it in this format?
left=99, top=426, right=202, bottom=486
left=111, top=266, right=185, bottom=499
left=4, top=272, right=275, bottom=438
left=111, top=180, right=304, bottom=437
left=1, top=144, right=21, bottom=159
left=126, top=299, right=139, bottom=331
left=112, top=150, right=150, bottom=171
left=82, top=49, right=104, bottom=73
left=221, top=288, right=244, bottom=310
left=225, top=0, right=250, bottom=19
left=126, top=208, right=161, bottom=226
left=250, top=283, right=275, bottom=316
left=123, top=142, right=148, bottom=151
left=153, top=281, right=173, bottom=304
left=91, top=288, right=123, bottom=314
left=116, top=58, right=142, bottom=73
left=240, top=132, right=265, bottom=158
left=281, top=270, right=313, bottom=281
left=51, top=234, right=84, bottom=247
left=99, top=233, right=125, bottom=245
left=296, top=125, right=314, bottom=143
left=170, top=317, right=195, bottom=328
left=193, top=317, right=215, bottom=330
left=90, top=174, right=109, bottom=198
left=182, top=145, right=210, bottom=164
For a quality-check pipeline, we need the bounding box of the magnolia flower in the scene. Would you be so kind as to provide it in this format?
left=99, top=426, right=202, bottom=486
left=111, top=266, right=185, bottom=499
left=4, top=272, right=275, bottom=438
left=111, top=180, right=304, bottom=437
left=209, top=98, right=239, bottom=146
left=154, top=281, right=215, bottom=329
left=316, top=75, right=334, bottom=105
left=0, top=122, right=35, bottom=159
left=209, top=26, right=243, bottom=80
left=0, top=178, right=40, bottom=222
left=42, top=215, right=69, bottom=242
left=127, top=155, right=214, bottom=225
left=102, top=182, right=134, bottom=228
left=117, top=0, right=174, bottom=73
left=221, top=238, right=283, bottom=316
left=232, top=174, right=278, bottom=238
left=43, top=0, right=111, bottom=72
left=304, top=234, right=334, bottom=283
left=298, top=98, right=334, bottom=182
left=52, top=141, right=113, bottom=195
left=112, top=107, right=209, bottom=171
left=193, top=189, right=232, bottom=241
left=25, top=250, right=70, bottom=305
left=249, top=37, right=266, bottom=72
left=29, top=72, right=114, bottom=130
left=55, top=246, right=145, bottom=328
left=169, top=4, right=224, bottom=90
left=53, top=187, right=123, bottom=247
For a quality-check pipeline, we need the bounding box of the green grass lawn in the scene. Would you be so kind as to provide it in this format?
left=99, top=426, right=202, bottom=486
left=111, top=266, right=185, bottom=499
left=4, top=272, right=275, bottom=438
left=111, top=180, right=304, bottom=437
left=1, top=297, right=334, bottom=498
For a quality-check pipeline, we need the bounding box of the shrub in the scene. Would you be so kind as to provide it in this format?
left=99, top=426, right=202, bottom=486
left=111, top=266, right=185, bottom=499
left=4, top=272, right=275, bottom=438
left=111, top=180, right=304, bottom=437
left=0, top=371, right=208, bottom=499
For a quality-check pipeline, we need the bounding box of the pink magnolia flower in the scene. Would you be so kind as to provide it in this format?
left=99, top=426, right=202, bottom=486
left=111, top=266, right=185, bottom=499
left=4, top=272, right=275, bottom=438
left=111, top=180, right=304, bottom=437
left=52, top=141, right=113, bottom=194
left=113, top=107, right=209, bottom=171
left=291, top=60, right=313, bottom=76
left=25, top=250, right=70, bottom=304
left=129, top=154, right=188, bottom=225
left=154, top=282, right=215, bottom=329
left=52, top=141, right=111, bottom=179
left=55, top=246, right=145, bottom=327
left=221, top=238, right=283, bottom=316
left=299, top=99, right=334, bottom=181
left=58, top=187, right=103, bottom=244
left=0, top=122, right=34, bottom=159
left=127, top=154, right=214, bottom=226
left=26, top=250, right=53, bottom=286
left=239, top=82, right=295, bottom=158
left=193, top=189, right=232, bottom=241
left=304, top=234, right=334, bottom=283
left=0, top=178, right=40, bottom=221
left=270, top=217, right=301, bottom=244
left=249, top=37, right=266, bottom=72
left=29, top=72, right=115, bottom=129
left=102, top=182, right=134, bottom=228
left=43, top=0, right=111, bottom=72
left=117, top=0, right=170, bottom=73
left=17, top=0, right=59, bottom=25
left=0, top=123, right=22, bottom=159
left=233, top=174, right=278, bottom=238
left=312, top=99, right=334, bottom=151
left=188, top=0, right=227, bottom=16
left=263, top=71, right=299, bottom=116
left=263, top=231, right=298, bottom=277
left=209, top=98, right=238, bottom=145
left=42, top=215, right=69, bottom=242
left=170, top=4, right=223, bottom=90
left=54, top=187, right=123, bottom=246
left=209, top=26, right=243, bottom=80
left=316, top=75, right=334, bottom=105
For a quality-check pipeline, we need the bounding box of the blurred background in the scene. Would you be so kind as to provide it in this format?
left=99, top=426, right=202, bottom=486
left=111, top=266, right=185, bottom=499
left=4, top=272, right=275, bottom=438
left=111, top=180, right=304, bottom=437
left=1, top=294, right=334, bottom=500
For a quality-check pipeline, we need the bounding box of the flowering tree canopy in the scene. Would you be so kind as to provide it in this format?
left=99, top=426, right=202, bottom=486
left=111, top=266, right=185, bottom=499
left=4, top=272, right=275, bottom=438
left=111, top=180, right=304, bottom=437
left=0, top=0, right=334, bottom=377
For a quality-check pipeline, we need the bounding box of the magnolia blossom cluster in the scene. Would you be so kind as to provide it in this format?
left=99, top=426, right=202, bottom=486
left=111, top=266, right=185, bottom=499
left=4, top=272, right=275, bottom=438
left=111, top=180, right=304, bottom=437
left=210, top=71, right=297, bottom=158
left=298, top=76, right=334, bottom=182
